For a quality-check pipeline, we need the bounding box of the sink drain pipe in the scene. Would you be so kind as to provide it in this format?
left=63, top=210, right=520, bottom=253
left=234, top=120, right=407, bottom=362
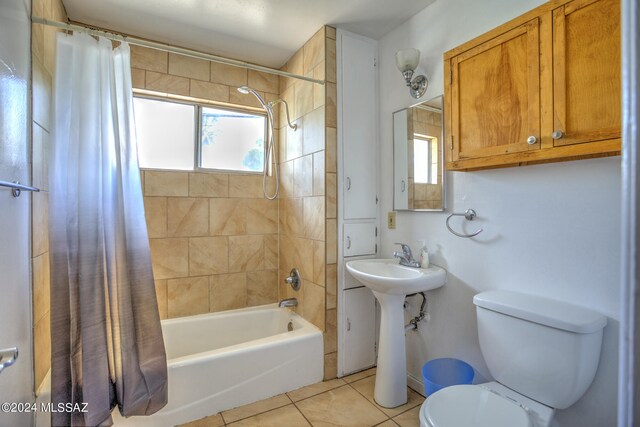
left=405, top=292, right=428, bottom=332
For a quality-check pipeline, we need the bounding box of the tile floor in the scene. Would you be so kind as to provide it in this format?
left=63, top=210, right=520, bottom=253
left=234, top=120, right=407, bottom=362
left=178, top=368, right=424, bottom=427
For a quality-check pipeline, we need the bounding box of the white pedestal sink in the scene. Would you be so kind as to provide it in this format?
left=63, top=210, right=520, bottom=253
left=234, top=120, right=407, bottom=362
left=346, top=259, right=446, bottom=408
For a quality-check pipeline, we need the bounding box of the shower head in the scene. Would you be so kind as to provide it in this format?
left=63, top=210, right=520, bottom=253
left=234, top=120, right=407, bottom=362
left=237, top=85, right=269, bottom=111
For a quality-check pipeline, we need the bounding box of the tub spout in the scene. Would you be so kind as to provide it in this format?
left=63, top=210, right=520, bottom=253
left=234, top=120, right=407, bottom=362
left=278, top=298, right=298, bottom=308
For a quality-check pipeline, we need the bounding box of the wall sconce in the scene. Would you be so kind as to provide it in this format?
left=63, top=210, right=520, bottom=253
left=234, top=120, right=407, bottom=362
left=395, top=48, right=428, bottom=99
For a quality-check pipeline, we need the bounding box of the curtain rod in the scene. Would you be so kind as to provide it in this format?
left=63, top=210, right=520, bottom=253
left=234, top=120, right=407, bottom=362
left=31, top=16, right=325, bottom=86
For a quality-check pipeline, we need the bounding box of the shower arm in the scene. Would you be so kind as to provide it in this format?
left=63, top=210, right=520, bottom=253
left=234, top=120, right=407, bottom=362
left=268, top=99, right=298, bottom=131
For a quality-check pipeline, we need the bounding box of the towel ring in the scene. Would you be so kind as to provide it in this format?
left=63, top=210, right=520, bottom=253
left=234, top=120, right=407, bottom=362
left=446, top=209, right=483, bottom=238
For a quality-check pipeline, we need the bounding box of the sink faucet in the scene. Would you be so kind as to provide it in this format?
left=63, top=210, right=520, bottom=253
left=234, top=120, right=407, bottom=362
left=393, top=243, right=421, bottom=268
left=278, top=298, right=298, bottom=308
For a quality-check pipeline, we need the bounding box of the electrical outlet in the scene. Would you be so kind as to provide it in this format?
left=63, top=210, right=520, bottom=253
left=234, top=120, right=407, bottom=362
left=388, top=211, right=396, bottom=229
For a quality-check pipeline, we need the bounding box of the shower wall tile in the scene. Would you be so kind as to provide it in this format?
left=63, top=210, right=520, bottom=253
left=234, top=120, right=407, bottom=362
left=229, top=235, right=265, bottom=273
left=326, top=173, right=337, bottom=219
left=189, top=236, right=229, bottom=276
left=326, top=127, right=337, bottom=173
left=304, top=196, right=325, bottom=241
left=303, top=281, right=325, bottom=330
left=33, top=314, right=51, bottom=395
left=313, top=62, right=326, bottom=109
left=246, top=199, right=278, bottom=235
left=144, top=197, right=168, bottom=238
left=169, top=53, right=210, bottom=81
left=228, top=174, right=265, bottom=198
left=303, top=107, right=325, bottom=155
left=131, top=68, right=145, bottom=89
left=167, top=276, right=210, bottom=318
left=294, top=155, right=313, bottom=197
left=303, top=27, right=325, bottom=75
left=313, top=241, right=326, bottom=287
left=248, top=70, right=279, bottom=94
left=167, top=197, right=209, bottom=237
left=150, top=238, right=189, bottom=279
left=247, top=270, right=278, bottom=306
left=313, top=151, right=325, bottom=196
left=326, top=38, right=337, bottom=84
left=189, top=172, right=228, bottom=198
left=264, top=235, right=278, bottom=270
left=326, top=219, right=337, bottom=264
left=324, top=308, right=337, bottom=353
left=294, top=80, right=314, bottom=120
left=145, top=171, right=189, bottom=196
left=131, top=45, right=168, bottom=73
left=190, top=80, right=229, bottom=103
left=326, top=264, right=337, bottom=310
left=155, top=279, right=168, bottom=320
left=325, top=82, right=337, bottom=128
left=32, top=191, right=49, bottom=257
left=145, top=71, right=190, bottom=96
left=32, top=252, right=50, bottom=324
left=209, top=199, right=247, bottom=236
left=210, top=273, right=247, bottom=312
left=210, top=62, right=247, bottom=87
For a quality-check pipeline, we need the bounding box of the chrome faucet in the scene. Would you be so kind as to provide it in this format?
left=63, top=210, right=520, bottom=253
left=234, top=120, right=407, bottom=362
left=278, top=298, right=298, bottom=308
left=393, top=243, right=421, bottom=268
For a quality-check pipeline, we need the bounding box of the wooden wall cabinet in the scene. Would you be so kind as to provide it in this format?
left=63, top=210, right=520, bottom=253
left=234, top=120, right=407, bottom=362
left=444, top=0, right=620, bottom=171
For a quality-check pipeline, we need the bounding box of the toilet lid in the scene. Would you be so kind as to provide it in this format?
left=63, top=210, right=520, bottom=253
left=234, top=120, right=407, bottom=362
left=423, top=385, right=531, bottom=427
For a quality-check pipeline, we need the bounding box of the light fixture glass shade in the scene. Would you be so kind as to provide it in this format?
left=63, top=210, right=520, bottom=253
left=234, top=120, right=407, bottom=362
left=395, top=48, right=420, bottom=72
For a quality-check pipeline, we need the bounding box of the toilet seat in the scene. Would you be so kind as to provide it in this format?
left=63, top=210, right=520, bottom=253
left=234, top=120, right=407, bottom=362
left=420, top=385, right=532, bottom=427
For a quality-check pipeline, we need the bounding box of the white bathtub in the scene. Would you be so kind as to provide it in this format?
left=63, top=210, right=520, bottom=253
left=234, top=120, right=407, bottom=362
left=39, top=304, right=323, bottom=427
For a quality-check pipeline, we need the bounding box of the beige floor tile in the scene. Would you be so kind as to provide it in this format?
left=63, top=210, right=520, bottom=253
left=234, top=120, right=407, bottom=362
left=376, top=421, right=400, bottom=427
left=392, top=406, right=421, bottom=427
left=295, top=385, right=388, bottom=426
left=222, top=394, right=291, bottom=424
left=350, top=376, right=424, bottom=417
left=343, top=367, right=376, bottom=383
left=287, top=378, right=346, bottom=402
left=177, top=413, right=224, bottom=427
left=228, top=404, right=310, bottom=426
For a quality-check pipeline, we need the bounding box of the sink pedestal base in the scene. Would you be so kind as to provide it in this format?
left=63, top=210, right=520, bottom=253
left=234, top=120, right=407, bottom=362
left=373, top=291, right=408, bottom=408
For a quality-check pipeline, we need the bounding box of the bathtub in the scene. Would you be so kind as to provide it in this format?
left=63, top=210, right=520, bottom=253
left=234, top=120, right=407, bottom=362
left=38, top=304, right=323, bottom=427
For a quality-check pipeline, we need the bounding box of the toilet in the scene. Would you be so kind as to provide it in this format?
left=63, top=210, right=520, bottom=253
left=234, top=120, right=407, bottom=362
left=419, top=290, right=607, bottom=427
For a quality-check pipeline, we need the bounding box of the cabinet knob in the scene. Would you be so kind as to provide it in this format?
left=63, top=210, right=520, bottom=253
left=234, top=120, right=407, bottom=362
left=346, top=177, right=351, bottom=190
left=552, top=130, right=564, bottom=140
left=346, top=236, right=351, bottom=249
left=401, top=180, right=406, bottom=192
left=526, top=135, right=538, bottom=145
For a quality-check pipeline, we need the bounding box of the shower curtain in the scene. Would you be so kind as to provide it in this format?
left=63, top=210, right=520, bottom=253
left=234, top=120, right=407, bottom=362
left=49, top=33, right=167, bottom=426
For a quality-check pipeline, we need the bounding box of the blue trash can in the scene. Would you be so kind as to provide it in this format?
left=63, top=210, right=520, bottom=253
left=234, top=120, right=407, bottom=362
left=422, top=358, right=474, bottom=397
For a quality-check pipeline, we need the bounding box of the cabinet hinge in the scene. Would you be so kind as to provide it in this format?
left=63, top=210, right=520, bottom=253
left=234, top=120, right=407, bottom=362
left=375, top=243, right=378, bottom=253
left=375, top=227, right=378, bottom=237
left=376, top=196, right=379, bottom=204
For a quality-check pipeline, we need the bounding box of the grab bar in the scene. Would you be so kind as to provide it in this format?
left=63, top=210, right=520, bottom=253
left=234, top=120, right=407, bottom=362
left=0, top=180, right=40, bottom=198
left=446, top=209, right=483, bottom=238
left=0, top=347, right=18, bottom=374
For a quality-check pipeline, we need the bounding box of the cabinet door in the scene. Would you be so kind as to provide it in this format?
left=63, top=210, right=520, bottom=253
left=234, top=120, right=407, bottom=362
left=343, top=222, right=377, bottom=257
left=451, top=19, right=540, bottom=161
left=552, top=0, right=620, bottom=147
left=341, top=34, right=377, bottom=220
left=342, top=287, right=377, bottom=375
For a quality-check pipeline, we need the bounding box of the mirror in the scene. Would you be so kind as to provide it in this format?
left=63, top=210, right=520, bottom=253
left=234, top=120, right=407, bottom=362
left=393, top=95, right=445, bottom=211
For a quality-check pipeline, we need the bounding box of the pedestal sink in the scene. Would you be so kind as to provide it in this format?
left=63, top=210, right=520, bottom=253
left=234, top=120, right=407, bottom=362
left=346, top=259, right=446, bottom=408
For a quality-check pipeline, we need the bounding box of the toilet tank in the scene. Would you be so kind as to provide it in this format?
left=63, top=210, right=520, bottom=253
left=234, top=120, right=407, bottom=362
left=473, top=290, right=607, bottom=409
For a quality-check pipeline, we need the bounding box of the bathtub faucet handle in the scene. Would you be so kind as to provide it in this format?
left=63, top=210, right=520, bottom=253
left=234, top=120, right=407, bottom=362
left=284, top=268, right=301, bottom=291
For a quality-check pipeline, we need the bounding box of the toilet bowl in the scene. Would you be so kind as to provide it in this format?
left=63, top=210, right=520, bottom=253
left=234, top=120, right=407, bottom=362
left=417, top=290, right=606, bottom=427
left=418, top=382, right=554, bottom=427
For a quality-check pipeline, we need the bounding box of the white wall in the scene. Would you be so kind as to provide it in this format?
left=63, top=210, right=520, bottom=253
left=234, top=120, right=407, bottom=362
left=377, top=0, right=620, bottom=425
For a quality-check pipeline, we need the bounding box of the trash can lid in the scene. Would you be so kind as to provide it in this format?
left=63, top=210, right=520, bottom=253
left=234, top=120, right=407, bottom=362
left=423, top=385, right=531, bottom=427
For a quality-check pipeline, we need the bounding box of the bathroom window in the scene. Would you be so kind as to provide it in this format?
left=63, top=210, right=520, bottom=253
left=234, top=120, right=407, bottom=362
left=413, top=134, right=438, bottom=184
left=199, top=106, right=267, bottom=173
left=133, top=97, right=196, bottom=170
left=133, top=97, right=267, bottom=172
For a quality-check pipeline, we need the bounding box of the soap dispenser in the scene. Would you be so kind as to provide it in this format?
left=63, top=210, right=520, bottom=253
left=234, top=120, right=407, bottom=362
left=418, top=240, right=429, bottom=268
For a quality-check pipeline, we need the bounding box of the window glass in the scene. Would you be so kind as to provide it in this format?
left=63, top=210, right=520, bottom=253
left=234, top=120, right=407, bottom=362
left=200, top=107, right=266, bottom=173
left=133, top=97, right=195, bottom=170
